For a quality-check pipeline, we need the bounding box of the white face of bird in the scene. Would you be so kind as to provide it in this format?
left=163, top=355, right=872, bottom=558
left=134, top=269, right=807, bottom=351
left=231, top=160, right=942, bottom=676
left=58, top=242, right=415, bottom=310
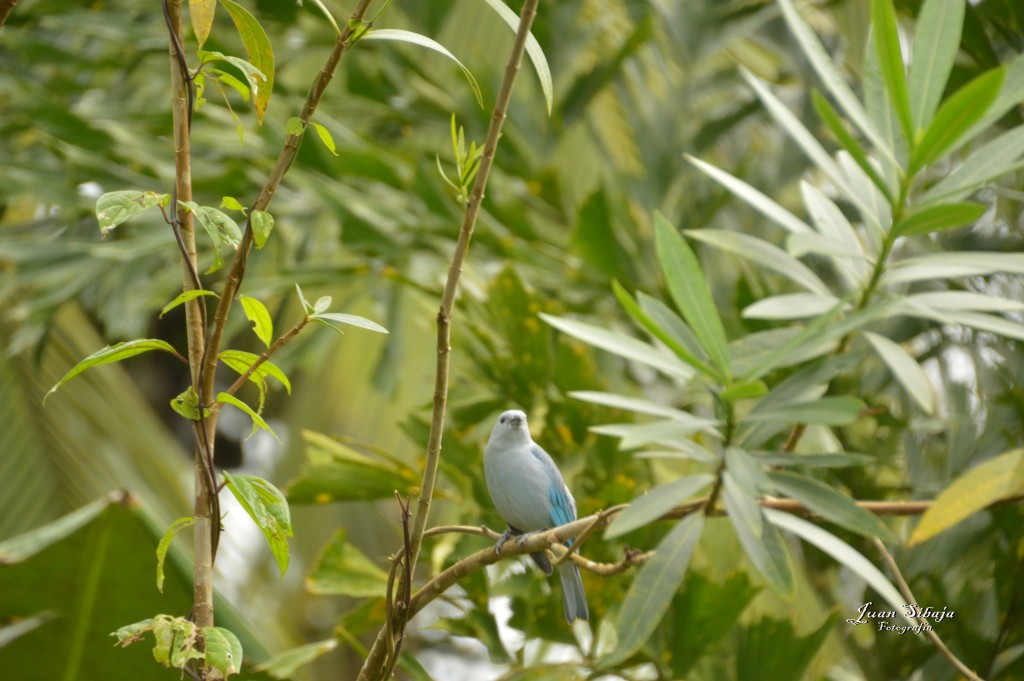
left=488, top=409, right=531, bottom=446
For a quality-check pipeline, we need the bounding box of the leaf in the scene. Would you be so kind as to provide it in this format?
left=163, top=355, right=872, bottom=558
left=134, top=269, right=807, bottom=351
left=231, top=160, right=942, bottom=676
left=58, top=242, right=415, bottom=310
left=725, top=447, right=774, bottom=496
left=612, top=282, right=722, bottom=381
left=45, top=339, right=181, bottom=401
left=159, top=289, right=219, bottom=318
left=0, top=611, right=58, bottom=648
left=217, top=392, right=279, bottom=441
left=744, top=396, right=865, bottom=426
left=95, top=191, right=168, bottom=235
left=222, top=471, right=292, bottom=576
left=288, top=430, right=420, bottom=503
left=602, top=513, right=704, bottom=668
left=884, top=252, right=1024, bottom=283
left=811, top=91, right=893, bottom=203
left=910, top=66, right=1005, bottom=174
left=239, top=295, right=273, bottom=347
left=765, top=509, right=914, bottom=624
left=178, top=200, right=242, bottom=273
left=305, top=0, right=340, bottom=36
left=863, top=331, right=935, bottom=414
left=777, top=0, right=897, bottom=168
left=742, top=293, right=842, bottom=321
left=606, top=474, right=714, bottom=538
left=908, top=0, right=965, bottom=133
left=313, top=296, right=332, bottom=314
left=219, top=349, right=292, bottom=394
left=905, top=292, right=1024, bottom=314
left=156, top=517, right=195, bottom=593
left=202, top=626, right=243, bottom=678
left=898, top=304, right=1024, bottom=342
left=568, top=390, right=714, bottom=423
left=920, top=126, right=1024, bottom=203
left=871, top=0, right=913, bottom=144
left=541, top=313, right=695, bottom=381
left=170, top=386, right=206, bottom=421
left=479, top=0, right=553, bottom=114
left=591, top=418, right=719, bottom=450
left=250, top=210, right=274, bottom=249
left=198, top=50, right=267, bottom=116
left=655, top=214, right=731, bottom=377
left=253, top=639, right=339, bottom=679
left=311, top=312, right=389, bottom=334
left=685, top=229, right=831, bottom=296
left=723, top=472, right=763, bottom=538
left=219, top=0, right=274, bottom=122
left=306, top=529, right=388, bottom=597
left=894, top=201, right=987, bottom=238
left=190, top=0, right=217, bottom=48
left=768, top=471, right=897, bottom=542
left=362, top=29, right=483, bottom=108
left=285, top=116, right=305, bottom=136
left=311, top=122, right=338, bottom=156
left=909, top=449, right=1024, bottom=545
left=685, top=154, right=812, bottom=234
left=731, top=506, right=795, bottom=596
left=220, top=196, right=245, bottom=212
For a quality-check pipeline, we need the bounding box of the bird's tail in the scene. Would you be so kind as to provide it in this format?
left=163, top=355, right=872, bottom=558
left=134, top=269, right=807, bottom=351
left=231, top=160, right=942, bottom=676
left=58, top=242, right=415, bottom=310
left=557, top=561, right=589, bottom=623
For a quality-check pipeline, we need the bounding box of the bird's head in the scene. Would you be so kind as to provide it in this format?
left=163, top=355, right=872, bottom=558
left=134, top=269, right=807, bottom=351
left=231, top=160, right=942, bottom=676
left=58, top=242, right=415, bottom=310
left=487, top=409, right=531, bottom=446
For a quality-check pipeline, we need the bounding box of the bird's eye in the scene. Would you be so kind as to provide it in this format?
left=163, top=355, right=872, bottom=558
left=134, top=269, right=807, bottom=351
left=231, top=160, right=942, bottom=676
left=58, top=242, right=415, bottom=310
left=499, top=416, right=506, bottom=424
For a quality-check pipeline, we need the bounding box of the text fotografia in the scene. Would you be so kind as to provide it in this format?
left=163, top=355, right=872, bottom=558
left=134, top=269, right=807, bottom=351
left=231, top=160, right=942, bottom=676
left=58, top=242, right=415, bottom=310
left=847, top=602, right=955, bottom=633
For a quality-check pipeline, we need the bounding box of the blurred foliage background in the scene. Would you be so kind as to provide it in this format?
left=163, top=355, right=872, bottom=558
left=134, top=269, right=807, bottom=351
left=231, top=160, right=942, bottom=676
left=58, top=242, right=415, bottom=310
left=1, top=0, right=1023, bottom=679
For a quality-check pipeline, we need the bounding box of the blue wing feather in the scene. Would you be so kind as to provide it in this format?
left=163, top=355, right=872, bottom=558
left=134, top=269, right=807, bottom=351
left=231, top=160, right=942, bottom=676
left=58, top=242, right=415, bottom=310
left=530, top=444, right=578, bottom=544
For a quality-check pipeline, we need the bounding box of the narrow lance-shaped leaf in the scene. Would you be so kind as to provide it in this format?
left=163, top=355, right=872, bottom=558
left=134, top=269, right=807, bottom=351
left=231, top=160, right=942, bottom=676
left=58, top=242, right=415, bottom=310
left=190, top=0, right=217, bottom=48
left=217, top=392, right=280, bottom=442
left=731, top=506, right=795, bottom=596
left=479, top=0, right=554, bottom=114
left=606, top=474, right=714, bottom=538
left=871, top=0, right=914, bottom=144
left=811, top=91, right=893, bottom=203
left=219, top=0, right=274, bottom=123
left=160, top=289, right=219, bottom=318
left=908, top=0, right=965, bottom=132
left=744, top=396, right=865, bottom=426
left=46, top=339, right=182, bottom=401
left=909, top=449, right=1024, bottom=545
left=602, top=514, right=704, bottom=668
left=910, top=67, right=1005, bottom=174
left=362, top=30, right=483, bottom=108
left=311, top=312, right=389, bottom=334
left=156, top=517, right=195, bottom=593
left=654, top=213, right=731, bottom=377
left=769, top=471, right=897, bottom=542
left=863, top=331, right=935, bottom=413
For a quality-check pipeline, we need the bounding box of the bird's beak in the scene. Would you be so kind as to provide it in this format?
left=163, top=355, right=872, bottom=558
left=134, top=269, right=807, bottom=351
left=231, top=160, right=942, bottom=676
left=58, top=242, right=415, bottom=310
left=509, top=415, right=524, bottom=428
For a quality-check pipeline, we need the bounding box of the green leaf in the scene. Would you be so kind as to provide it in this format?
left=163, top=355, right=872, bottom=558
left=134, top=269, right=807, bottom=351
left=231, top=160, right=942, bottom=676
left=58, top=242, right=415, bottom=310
left=304, top=0, right=340, bottom=35
left=897, top=303, right=1024, bottom=342
left=685, top=228, right=831, bottom=296
left=220, top=196, right=245, bottom=212
left=568, top=390, right=714, bottom=423
left=306, top=529, right=388, bottom=596
left=920, top=126, right=1024, bottom=203
left=685, top=154, right=812, bottom=234
left=0, top=611, right=58, bottom=648
left=725, top=447, right=774, bottom=496
left=311, top=312, right=389, bottom=334
left=811, top=91, right=893, bottom=203
left=777, top=0, right=897, bottom=168
left=46, top=339, right=181, bottom=401
left=310, top=122, right=338, bottom=156
left=908, top=0, right=965, bottom=133
left=905, top=291, right=1024, bottom=314
left=744, top=396, right=865, bottom=426
left=95, top=191, right=169, bottom=235
left=731, top=506, right=795, bottom=596
left=250, top=209, right=274, bottom=249
left=910, top=66, right=1005, bottom=173
left=602, top=513, right=704, bottom=668
left=541, top=313, right=695, bottom=381
left=239, top=295, right=273, bottom=348
left=285, top=116, right=305, bottom=136
left=884, top=252, right=1024, bottom=284
left=219, top=0, right=274, bottom=123
left=723, top=472, right=763, bottom=538
left=170, top=386, right=206, bottom=421
left=479, top=0, right=553, bottom=114
left=591, top=418, right=719, bottom=450
left=637, top=292, right=709, bottom=364
left=765, top=509, right=913, bottom=624
left=769, top=471, right=897, bottom=542
left=863, top=331, right=935, bottom=414
left=655, top=214, right=731, bottom=377
left=909, top=449, right=1024, bottom=545
left=178, top=200, right=242, bottom=273
left=219, top=349, right=292, bottom=394
left=871, top=0, right=913, bottom=144
left=159, top=289, right=219, bottom=318
left=222, top=471, right=293, bottom=576
left=288, top=430, right=420, bottom=503
left=217, top=392, right=279, bottom=441
left=313, top=296, right=332, bottom=314
left=719, top=379, right=769, bottom=402
left=156, top=517, right=194, bottom=593
left=612, top=281, right=723, bottom=381
left=742, top=293, right=843, bottom=321
left=362, top=29, right=483, bottom=108
left=190, top=0, right=217, bottom=48
left=606, top=474, right=714, bottom=538
left=202, top=626, right=243, bottom=678
left=253, top=639, right=339, bottom=679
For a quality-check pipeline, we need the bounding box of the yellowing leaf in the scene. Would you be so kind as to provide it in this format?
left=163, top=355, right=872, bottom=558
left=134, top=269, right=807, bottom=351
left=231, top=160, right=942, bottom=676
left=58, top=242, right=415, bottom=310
left=219, top=0, right=274, bottom=123
left=190, top=0, right=217, bottom=48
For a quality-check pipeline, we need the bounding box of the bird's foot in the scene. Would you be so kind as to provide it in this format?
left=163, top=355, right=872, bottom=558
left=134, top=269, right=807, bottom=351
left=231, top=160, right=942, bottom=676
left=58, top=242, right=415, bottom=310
left=494, top=528, right=517, bottom=556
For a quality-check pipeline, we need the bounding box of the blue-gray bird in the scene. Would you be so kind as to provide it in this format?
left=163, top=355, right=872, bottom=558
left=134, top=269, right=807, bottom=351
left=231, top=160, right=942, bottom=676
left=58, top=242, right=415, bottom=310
left=484, top=409, right=589, bottom=623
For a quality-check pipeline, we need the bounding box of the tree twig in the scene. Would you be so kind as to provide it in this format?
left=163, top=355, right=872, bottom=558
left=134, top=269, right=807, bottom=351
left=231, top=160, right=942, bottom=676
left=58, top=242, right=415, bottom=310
left=872, top=538, right=985, bottom=681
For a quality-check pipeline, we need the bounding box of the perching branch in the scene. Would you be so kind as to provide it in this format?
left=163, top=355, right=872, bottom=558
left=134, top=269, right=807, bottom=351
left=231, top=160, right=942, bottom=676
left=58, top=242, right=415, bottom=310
left=873, top=538, right=985, bottom=681
left=356, top=1, right=541, bottom=678
left=0, top=0, right=19, bottom=30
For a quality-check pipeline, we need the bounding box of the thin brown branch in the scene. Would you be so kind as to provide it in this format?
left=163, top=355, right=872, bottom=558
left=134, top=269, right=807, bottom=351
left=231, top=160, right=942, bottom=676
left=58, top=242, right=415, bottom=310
left=356, top=2, right=541, bottom=677
left=873, top=538, right=985, bottom=681
left=0, top=0, right=19, bottom=29
left=201, top=0, right=374, bottom=406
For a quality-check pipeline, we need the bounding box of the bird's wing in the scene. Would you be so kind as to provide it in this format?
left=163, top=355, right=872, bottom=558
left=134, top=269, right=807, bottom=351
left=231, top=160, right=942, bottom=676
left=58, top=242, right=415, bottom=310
left=530, top=444, right=578, bottom=530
